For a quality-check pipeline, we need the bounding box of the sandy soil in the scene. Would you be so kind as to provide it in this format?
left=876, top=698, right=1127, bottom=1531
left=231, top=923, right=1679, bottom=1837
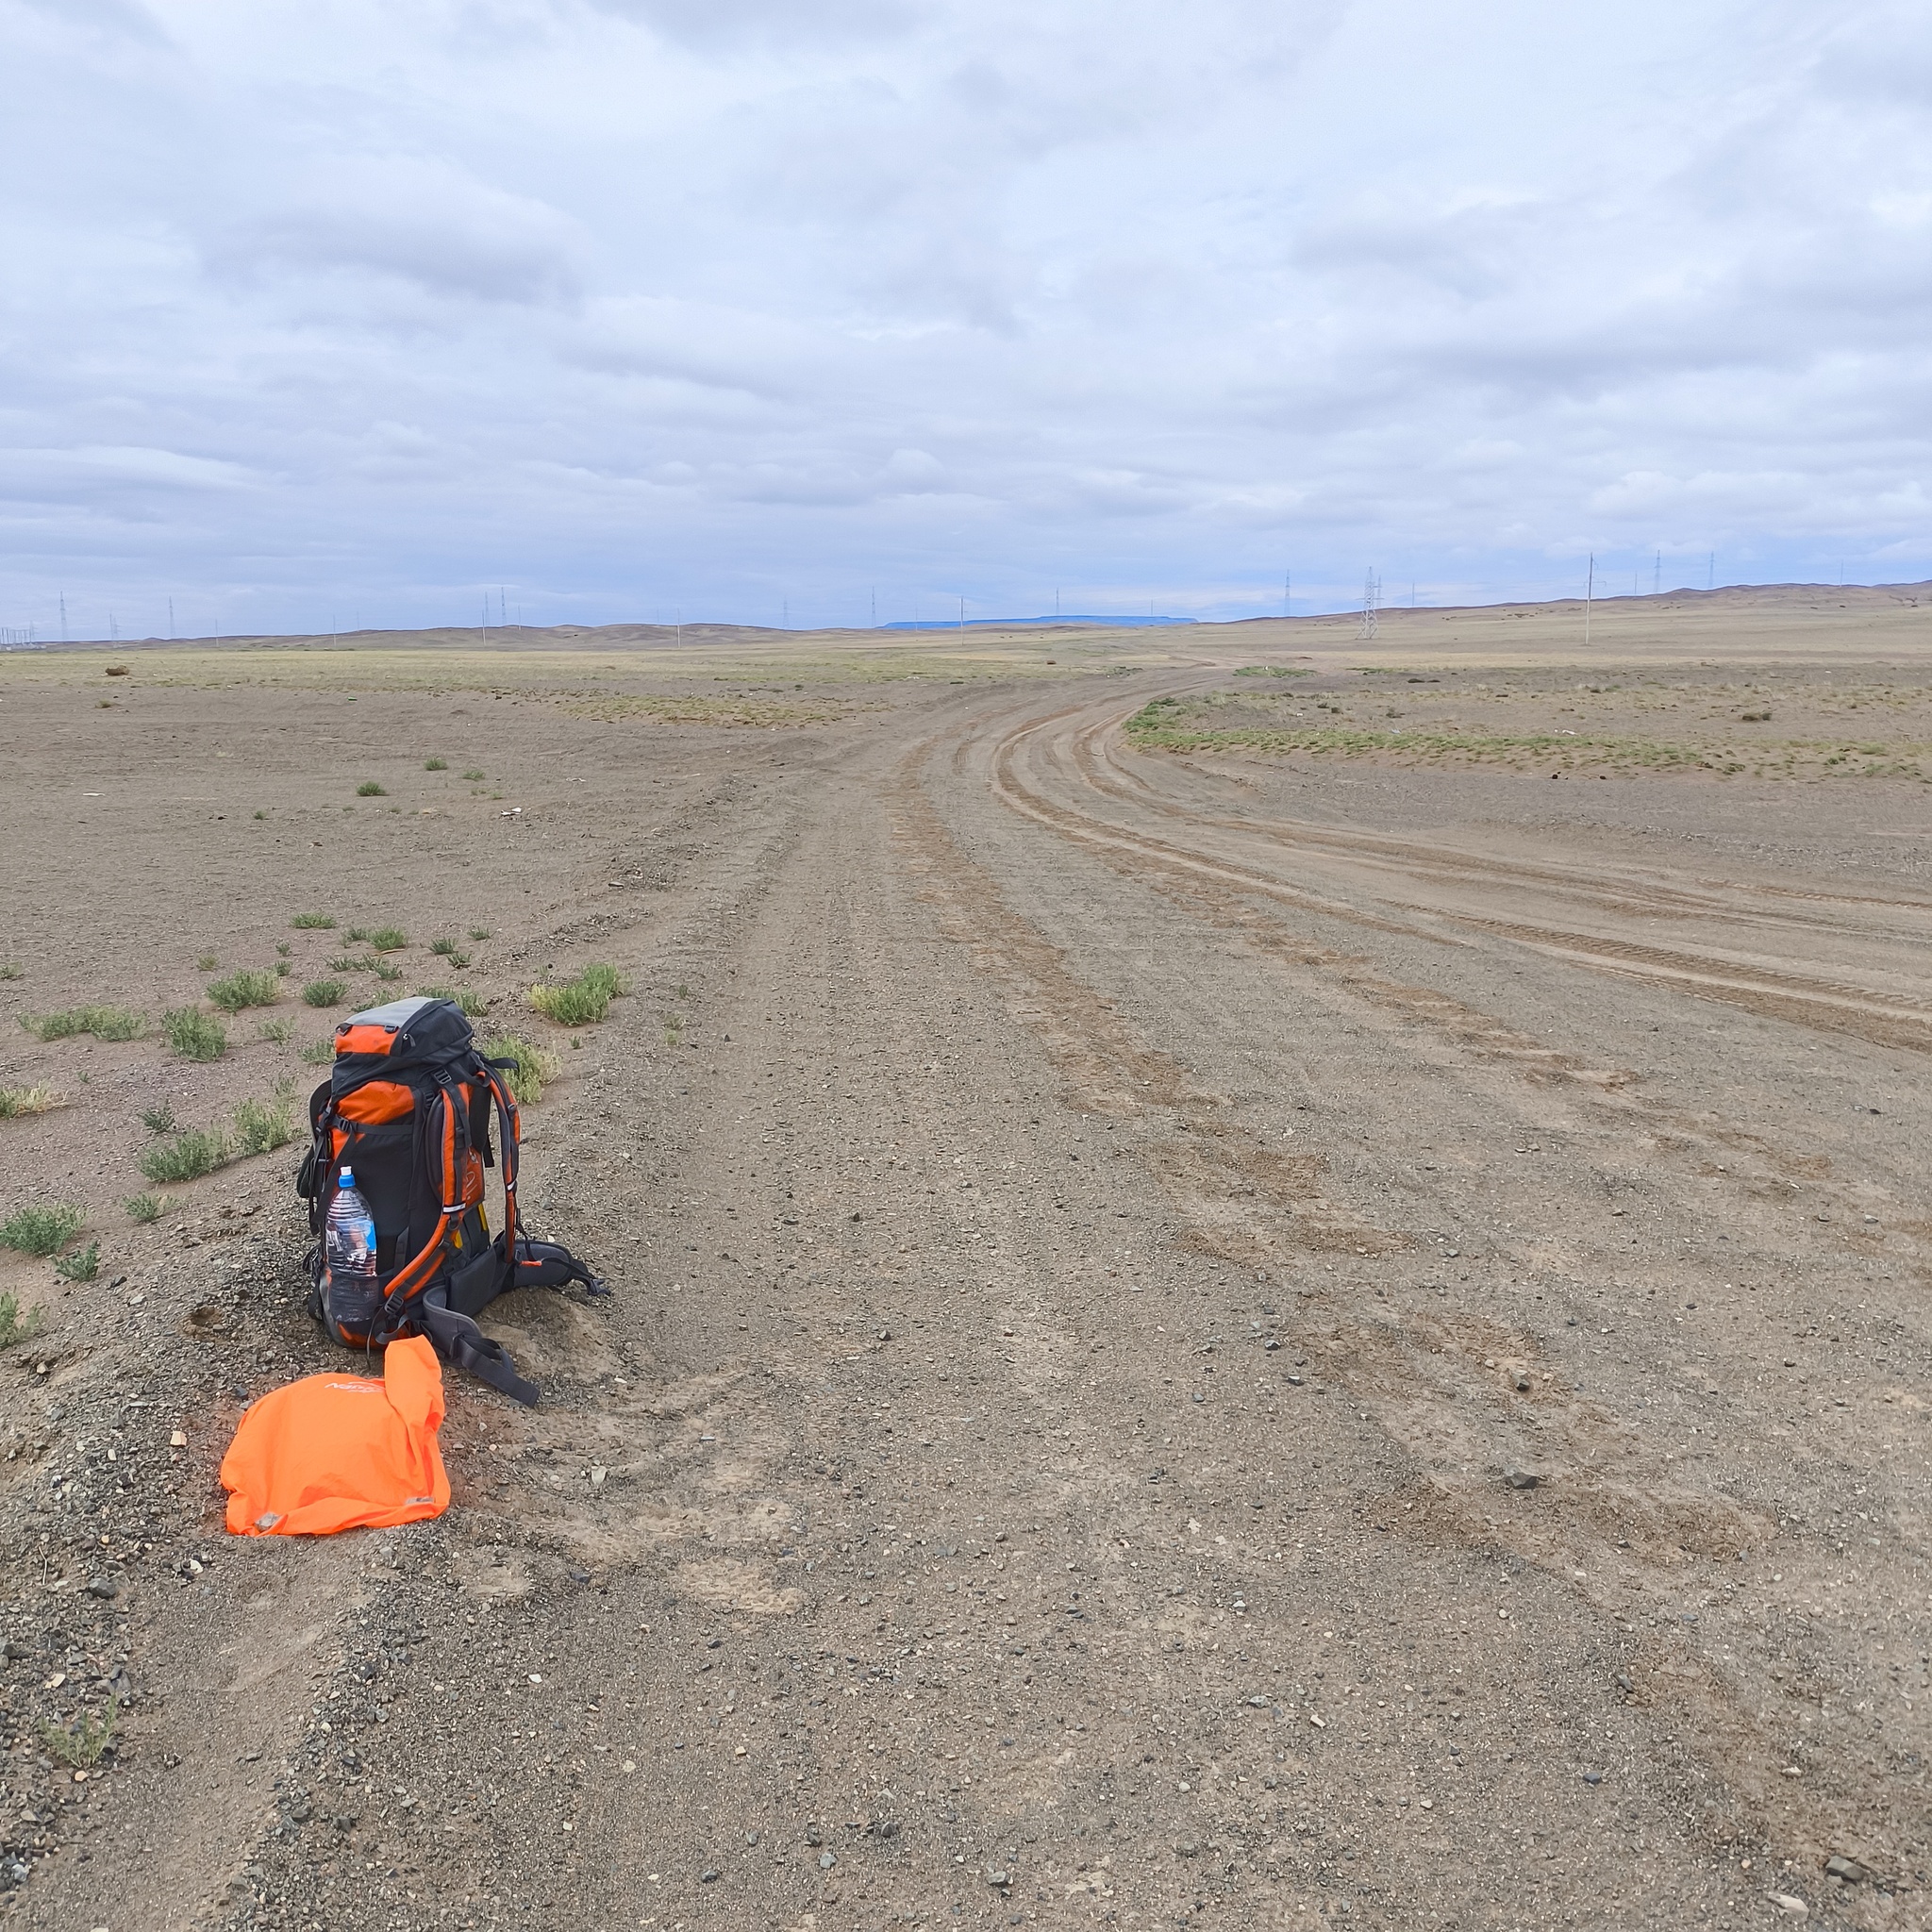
left=0, top=586, right=1927, bottom=1932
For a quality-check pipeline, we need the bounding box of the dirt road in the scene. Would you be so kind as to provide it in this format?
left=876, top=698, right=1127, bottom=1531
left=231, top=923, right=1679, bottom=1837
left=3, top=608, right=1927, bottom=1931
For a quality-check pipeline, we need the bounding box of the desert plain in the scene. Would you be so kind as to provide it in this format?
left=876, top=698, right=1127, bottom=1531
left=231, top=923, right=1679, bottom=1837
left=0, top=584, right=1928, bottom=1932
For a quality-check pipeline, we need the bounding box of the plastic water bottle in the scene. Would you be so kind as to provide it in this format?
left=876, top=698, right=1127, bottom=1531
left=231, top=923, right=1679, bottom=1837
left=325, top=1166, right=380, bottom=1333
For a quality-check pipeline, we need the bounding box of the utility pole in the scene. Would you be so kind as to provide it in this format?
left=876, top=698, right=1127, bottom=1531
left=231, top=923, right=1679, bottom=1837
left=1654, top=550, right=1660, bottom=596
left=1357, top=569, right=1379, bottom=641
left=59, top=592, right=67, bottom=643
left=871, top=586, right=876, bottom=626
left=958, top=595, right=965, bottom=632
left=1585, top=554, right=1593, bottom=645
left=169, top=596, right=175, bottom=640
left=1707, top=553, right=1713, bottom=591
left=1283, top=570, right=1291, bottom=619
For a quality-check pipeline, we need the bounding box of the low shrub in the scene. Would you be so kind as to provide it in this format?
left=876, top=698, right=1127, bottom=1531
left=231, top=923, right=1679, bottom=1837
left=54, top=1241, right=100, bottom=1283
left=420, top=985, right=488, bottom=1018
left=207, top=969, right=280, bottom=1014
left=195, top=953, right=218, bottom=972
left=258, top=1018, right=296, bottom=1043
left=291, top=912, right=335, bottom=929
left=425, top=757, right=448, bottom=771
left=468, top=926, right=489, bottom=941
left=140, top=1103, right=175, bottom=1136
left=356, top=781, right=386, bottom=797
left=461, top=768, right=484, bottom=782
left=482, top=1033, right=557, bottom=1106
left=429, top=937, right=458, bottom=958
left=25, top=1005, right=144, bottom=1043
left=302, top=979, right=346, bottom=1008
left=300, top=1040, right=336, bottom=1066
left=125, top=1192, right=163, bottom=1223
left=160, top=1008, right=227, bottom=1061
left=367, top=926, right=408, bottom=953
left=232, top=1094, right=296, bottom=1158
left=140, top=1127, right=229, bottom=1184
left=0, top=1203, right=83, bottom=1257
left=0, top=1291, right=41, bottom=1349
left=0, top=963, right=21, bottom=981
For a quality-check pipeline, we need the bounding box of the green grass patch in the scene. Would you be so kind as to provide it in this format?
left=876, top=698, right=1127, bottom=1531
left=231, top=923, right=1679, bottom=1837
left=300, top=1039, right=336, bottom=1066
left=140, top=1103, right=175, bottom=1136
left=302, top=979, right=347, bottom=1008
left=54, top=1241, right=100, bottom=1283
left=125, top=1191, right=163, bottom=1223
left=196, top=952, right=218, bottom=972
left=0, top=963, right=20, bottom=980
left=291, top=912, right=335, bottom=929
left=0, top=1085, right=62, bottom=1119
left=366, top=926, right=408, bottom=953
left=1232, top=665, right=1313, bottom=678
left=160, top=1008, right=227, bottom=1061
left=356, top=780, right=386, bottom=797
left=461, top=768, right=484, bottom=782
left=0, top=1203, right=83, bottom=1257
left=528, top=962, right=626, bottom=1026
left=24, top=1005, right=144, bottom=1043
left=207, top=969, right=280, bottom=1013
left=139, top=1126, right=229, bottom=1184
left=258, top=1017, right=297, bottom=1043
left=1123, top=703, right=1721, bottom=774
left=468, top=926, right=490, bottom=941
left=425, top=757, right=447, bottom=771
left=483, top=1033, right=557, bottom=1106
left=0, top=1291, right=41, bottom=1349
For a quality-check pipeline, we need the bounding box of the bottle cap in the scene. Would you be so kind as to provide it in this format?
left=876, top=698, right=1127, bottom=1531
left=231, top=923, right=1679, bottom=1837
left=338, top=1166, right=355, bottom=1187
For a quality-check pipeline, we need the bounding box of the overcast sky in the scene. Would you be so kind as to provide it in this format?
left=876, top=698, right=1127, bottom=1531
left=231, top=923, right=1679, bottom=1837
left=3, top=0, right=1928, bottom=638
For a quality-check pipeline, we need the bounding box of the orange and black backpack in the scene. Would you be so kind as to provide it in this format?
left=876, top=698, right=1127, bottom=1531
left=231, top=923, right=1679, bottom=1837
left=295, top=995, right=603, bottom=1406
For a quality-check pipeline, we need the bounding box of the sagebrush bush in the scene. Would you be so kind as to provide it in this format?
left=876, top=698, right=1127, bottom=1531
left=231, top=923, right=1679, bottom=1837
left=0, top=1291, right=40, bottom=1348
left=291, top=912, right=335, bottom=929
left=302, top=979, right=346, bottom=1008
left=125, top=1192, right=163, bottom=1223
left=367, top=926, right=408, bottom=953
left=356, top=781, right=386, bottom=797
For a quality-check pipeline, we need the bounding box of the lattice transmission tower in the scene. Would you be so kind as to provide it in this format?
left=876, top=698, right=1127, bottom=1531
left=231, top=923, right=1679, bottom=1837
left=1357, top=568, right=1380, bottom=640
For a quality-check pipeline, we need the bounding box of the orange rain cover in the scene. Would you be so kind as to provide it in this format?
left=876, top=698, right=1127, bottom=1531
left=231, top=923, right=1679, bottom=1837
left=221, top=1335, right=451, bottom=1537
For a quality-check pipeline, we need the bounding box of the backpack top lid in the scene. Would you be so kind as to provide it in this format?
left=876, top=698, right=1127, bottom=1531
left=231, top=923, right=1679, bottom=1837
left=333, top=994, right=474, bottom=1066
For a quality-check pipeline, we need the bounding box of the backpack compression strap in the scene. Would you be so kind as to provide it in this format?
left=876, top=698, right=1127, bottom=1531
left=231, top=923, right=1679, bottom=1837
left=377, top=1082, right=464, bottom=1326
left=420, top=1296, right=540, bottom=1407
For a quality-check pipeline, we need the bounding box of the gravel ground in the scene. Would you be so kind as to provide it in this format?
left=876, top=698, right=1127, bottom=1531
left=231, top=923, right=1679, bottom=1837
left=0, top=606, right=1926, bottom=1931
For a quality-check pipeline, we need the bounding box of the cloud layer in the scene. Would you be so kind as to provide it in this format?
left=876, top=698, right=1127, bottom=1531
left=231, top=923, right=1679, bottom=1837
left=1, top=0, right=1927, bottom=636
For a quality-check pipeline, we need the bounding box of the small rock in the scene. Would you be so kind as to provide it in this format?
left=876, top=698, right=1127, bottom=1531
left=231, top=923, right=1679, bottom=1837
left=590, top=1468, right=607, bottom=1489
left=1769, top=1894, right=1807, bottom=1920
left=986, top=1867, right=1011, bottom=1888
left=818, top=1850, right=836, bottom=1870
left=1824, top=1856, right=1867, bottom=1885
left=85, top=1577, right=119, bottom=1601
left=1503, top=1467, right=1540, bottom=1491
left=1582, top=1770, right=1603, bottom=1786
left=700, top=1866, right=720, bottom=1883
left=1177, top=1840, right=1200, bottom=1857
left=1244, top=1695, right=1269, bottom=1708
left=1510, top=1369, right=1532, bottom=1392
left=169, top=1430, right=187, bottom=1449
left=804, top=1825, right=823, bottom=1847
left=1285, top=1374, right=1304, bottom=1387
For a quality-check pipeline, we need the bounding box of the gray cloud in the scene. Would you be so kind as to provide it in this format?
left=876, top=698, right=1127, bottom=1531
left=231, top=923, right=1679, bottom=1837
left=0, top=0, right=1926, bottom=637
